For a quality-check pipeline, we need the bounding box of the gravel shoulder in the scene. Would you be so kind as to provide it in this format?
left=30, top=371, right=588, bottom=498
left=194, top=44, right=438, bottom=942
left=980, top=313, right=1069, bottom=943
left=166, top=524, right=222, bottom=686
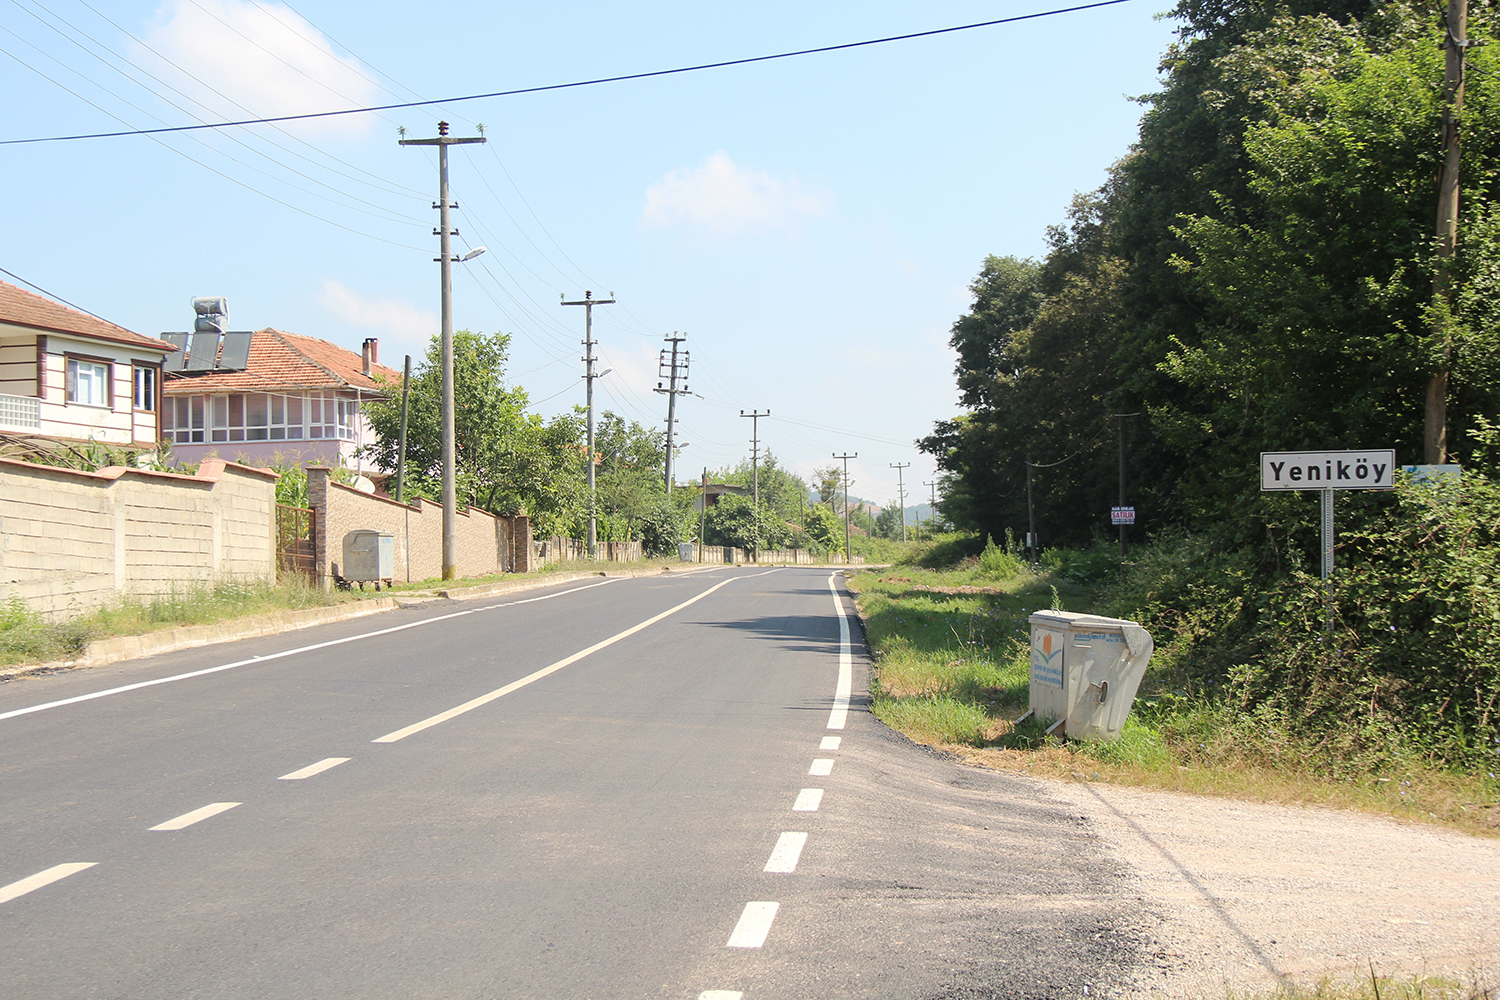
left=1029, top=774, right=1500, bottom=996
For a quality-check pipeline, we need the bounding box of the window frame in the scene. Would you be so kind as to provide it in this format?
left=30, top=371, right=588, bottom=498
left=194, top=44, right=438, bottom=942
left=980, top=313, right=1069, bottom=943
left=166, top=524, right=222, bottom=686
left=65, top=353, right=113, bottom=408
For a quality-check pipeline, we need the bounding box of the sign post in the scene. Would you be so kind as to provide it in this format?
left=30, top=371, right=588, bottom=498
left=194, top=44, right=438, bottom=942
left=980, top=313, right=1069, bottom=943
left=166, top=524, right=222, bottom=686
left=1261, top=449, right=1394, bottom=632
left=1260, top=449, right=1394, bottom=578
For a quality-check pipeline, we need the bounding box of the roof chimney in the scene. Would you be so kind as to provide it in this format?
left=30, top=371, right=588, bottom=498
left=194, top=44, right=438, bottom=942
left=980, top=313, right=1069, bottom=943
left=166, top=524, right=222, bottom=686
left=361, top=338, right=374, bottom=377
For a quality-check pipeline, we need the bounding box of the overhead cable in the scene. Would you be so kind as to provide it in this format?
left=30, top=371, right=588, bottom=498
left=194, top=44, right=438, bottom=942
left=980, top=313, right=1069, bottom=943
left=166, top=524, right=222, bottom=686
left=2, top=0, right=1137, bottom=145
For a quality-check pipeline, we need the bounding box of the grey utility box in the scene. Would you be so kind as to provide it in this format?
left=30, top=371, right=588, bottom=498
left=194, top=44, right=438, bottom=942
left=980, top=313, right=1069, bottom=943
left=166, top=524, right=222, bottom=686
left=678, top=542, right=695, bottom=562
left=1027, top=610, right=1154, bottom=742
left=342, top=530, right=395, bottom=589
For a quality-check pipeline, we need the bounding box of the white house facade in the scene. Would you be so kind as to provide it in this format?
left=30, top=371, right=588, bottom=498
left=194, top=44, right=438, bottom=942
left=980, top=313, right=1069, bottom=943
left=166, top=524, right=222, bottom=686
left=0, top=279, right=171, bottom=448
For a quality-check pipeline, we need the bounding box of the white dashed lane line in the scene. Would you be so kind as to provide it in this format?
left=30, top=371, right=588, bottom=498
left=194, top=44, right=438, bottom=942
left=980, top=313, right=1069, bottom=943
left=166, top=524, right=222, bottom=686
left=0, top=863, right=96, bottom=905
left=698, top=992, right=744, bottom=1000
left=792, top=788, right=823, bottom=812
left=808, top=758, right=834, bottom=776
left=820, top=735, right=841, bottom=750
left=278, top=757, right=350, bottom=780
left=149, top=802, right=241, bottom=831
left=726, top=901, right=780, bottom=948
left=826, top=573, right=852, bottom=730
left=763, top=833, right=808, bottom=874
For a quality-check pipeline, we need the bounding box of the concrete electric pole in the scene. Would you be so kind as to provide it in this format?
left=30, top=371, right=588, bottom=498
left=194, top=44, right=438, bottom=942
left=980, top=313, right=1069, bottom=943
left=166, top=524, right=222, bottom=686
left=833, top=451, right=857, bottom=563
left=562, top=290, right=616, bottom=559
left=741, top=409, right=769, bottom=559
left=655, top=333, right=689, bottom=493
left=889, top=462, right=910, bottom=542
left=400, top=121, right=486, bottom=580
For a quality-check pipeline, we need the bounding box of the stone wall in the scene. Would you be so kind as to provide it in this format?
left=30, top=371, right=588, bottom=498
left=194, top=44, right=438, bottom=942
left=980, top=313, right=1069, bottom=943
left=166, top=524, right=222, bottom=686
left=307, top=466, right=531, bottom=588
left=0, top=457, right=277, bottom=617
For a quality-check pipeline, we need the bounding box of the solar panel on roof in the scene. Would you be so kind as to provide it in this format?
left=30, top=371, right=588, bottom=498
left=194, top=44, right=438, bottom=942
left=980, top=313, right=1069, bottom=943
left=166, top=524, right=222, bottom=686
left=217, top=331, right=252, bottom=371
left=184, top=332, right=219, bottom=371
left=160, top=333, right=188, bottom=372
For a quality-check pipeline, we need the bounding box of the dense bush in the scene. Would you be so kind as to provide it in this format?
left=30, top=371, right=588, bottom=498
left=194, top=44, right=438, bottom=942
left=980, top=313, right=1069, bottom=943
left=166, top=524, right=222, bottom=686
left=1103, top=475, right=1500, bottom=773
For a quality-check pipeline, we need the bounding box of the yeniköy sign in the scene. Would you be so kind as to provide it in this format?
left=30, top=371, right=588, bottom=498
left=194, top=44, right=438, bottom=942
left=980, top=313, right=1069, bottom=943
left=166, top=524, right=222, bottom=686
left=1260, top=450, right=1396, bottom=491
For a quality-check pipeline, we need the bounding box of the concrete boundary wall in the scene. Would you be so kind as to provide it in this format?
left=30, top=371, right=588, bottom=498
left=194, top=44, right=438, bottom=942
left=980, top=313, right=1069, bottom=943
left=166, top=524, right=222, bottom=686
left=0, top=457, right=277, bottom=617
left=307, top=466, right=531, bottom=588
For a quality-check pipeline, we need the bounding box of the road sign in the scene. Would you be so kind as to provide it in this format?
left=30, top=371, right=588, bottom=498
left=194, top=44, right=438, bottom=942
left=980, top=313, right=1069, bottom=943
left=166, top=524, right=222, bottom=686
left=1110, top=506, right=1135, bottom=525
left=1260, top=450, right=1395, bottom=491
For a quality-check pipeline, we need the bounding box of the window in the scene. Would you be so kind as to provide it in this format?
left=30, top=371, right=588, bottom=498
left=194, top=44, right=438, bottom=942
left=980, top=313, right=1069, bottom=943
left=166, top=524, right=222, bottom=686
left=133, top=366, right=156, bottom=410
left=67, top=357, right=110, bottom=407
left=164, top=396, right=205, bottom=443
left=166, top=390, right=356, bottom=444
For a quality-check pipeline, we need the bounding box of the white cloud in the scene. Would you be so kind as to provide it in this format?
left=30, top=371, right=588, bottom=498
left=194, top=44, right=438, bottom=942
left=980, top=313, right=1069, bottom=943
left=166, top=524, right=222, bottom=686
left=640, top=151, right=831, bottom=237
left=137, top=0, right=378, bottom=136
left=318, top=279, right=434, bottom=342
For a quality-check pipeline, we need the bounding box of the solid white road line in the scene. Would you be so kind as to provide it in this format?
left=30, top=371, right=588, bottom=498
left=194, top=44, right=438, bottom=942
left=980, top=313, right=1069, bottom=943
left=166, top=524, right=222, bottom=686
left=820, top=735, right=842, bottom=750
left=763, top=832, right=808, bottom=873
left=373, top=574, right=746, bottom=743
left=0, top=863, right=96, bottom=905
left=792, top=788, right=824, bottom=812
left=278, top=757, right=350, bottom=780
left=0, top=580, right=622, bottom=723
left=149, top=802, right=241, bottom=831
left=726, top=901, right=780, bottom=948
left=809, top=758, right=834, bottom=776
left=826, top=573, right=852, bottom=729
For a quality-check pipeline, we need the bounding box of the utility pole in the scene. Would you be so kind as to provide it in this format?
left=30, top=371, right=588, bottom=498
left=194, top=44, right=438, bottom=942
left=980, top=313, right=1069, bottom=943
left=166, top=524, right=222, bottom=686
left=562, top=290, right=616, bottom=559
left=1429, top=0, right=1471, bottom=463
left=400, top=121, right=485, bottom=580
left=741, top=409, right=769, bottom=559
left=699, top=467, right=708, bottom=563
left=833, top=451, right=857, bottom=563
left=888, top=462, right=910, bottom=542
left=655, top=333, right=689, bottom=493
left=1116, top=413, right=1131, bottom=558
left=1026, top=454, right=1038, bottom=567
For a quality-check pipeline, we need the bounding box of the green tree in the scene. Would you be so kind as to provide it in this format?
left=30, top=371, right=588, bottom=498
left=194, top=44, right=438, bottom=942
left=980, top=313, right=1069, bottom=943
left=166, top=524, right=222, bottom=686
left=361, top=330, right=587, bottom=535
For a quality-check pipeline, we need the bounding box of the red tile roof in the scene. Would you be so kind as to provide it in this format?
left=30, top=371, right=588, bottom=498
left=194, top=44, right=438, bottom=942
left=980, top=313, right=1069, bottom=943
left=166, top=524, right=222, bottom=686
left=0, top=279, right=174, bottom=352
left=163, top=328, right=402, bottom=395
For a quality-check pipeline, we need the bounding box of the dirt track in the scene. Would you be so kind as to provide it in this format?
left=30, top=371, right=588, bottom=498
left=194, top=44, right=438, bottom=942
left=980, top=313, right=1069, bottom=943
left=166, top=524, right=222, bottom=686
left=1034, top=778, right=1500, bottom=995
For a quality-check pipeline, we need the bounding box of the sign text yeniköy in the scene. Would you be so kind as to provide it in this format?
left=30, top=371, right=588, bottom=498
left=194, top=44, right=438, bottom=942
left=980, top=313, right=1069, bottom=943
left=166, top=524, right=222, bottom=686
left=1260, top=450, right=1396, bottom=491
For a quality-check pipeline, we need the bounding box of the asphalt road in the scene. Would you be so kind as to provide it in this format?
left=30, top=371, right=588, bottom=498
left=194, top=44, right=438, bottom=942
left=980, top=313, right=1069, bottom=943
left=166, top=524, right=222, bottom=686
left=0, top=567, right=1146, bottom=999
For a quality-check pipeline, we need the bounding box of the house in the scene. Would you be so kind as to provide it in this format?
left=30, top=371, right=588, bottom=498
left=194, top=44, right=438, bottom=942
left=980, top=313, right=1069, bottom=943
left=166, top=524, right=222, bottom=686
left=0, top=279, right=173, bottom=448
left=693, top=482, right=750, bottom=512
left=161, top=329, right=400, bottom=471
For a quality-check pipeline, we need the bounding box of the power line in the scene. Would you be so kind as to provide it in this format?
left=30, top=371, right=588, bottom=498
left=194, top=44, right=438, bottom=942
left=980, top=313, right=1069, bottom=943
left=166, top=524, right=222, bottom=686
left=0, top=265, right=110, bottom=321
left=2, top=0, right=1137, bottom=145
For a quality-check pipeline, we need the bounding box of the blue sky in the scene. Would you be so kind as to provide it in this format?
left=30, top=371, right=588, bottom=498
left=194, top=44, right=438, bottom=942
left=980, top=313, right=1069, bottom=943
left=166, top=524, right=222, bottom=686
left=2, top=0, right=1178, bottom=507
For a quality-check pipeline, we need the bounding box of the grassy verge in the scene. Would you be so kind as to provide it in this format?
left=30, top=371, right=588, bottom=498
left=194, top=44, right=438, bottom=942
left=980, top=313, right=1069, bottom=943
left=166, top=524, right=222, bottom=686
left=0, top=576, right=357, bottom=667
left=1, top=554, right=700, bottom=668
left=848, top=560, right=1500, bottom=838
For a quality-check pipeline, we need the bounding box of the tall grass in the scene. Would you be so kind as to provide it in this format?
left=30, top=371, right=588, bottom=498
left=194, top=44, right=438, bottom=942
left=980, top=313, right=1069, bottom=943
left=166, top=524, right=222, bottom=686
left=0, top=577, right=350, bottom=668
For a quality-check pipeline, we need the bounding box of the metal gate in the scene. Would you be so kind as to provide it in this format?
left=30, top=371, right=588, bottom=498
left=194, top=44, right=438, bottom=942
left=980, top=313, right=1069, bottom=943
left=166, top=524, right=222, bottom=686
left=276, top=504, right=316, bottom=580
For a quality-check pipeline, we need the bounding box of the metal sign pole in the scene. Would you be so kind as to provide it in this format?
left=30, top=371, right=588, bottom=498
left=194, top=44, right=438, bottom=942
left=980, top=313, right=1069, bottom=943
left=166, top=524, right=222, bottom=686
left=1321, top=487, right=1335, bottom=579
left=1322, top=486, right=1335, bottom=634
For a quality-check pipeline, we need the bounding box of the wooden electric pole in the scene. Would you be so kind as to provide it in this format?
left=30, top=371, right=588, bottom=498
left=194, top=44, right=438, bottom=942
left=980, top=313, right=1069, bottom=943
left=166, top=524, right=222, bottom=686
left=1429, top=0, right=1471, bottom=463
